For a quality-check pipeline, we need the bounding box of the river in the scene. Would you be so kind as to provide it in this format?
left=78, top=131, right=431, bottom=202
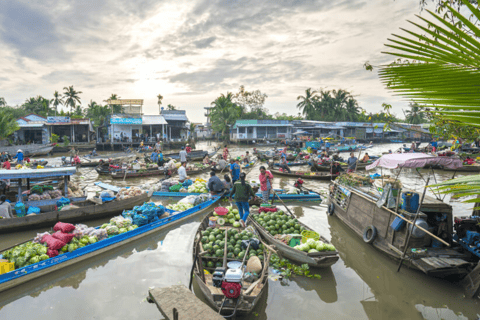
left=0, top=142, right=479, bottom=319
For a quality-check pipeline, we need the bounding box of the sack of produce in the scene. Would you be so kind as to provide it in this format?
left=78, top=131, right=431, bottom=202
left=52, top=232, right=75, bottom=243
left=179, top=195, right=197, bottom=206
left=169, top=184, right=183, bottom=192
left=30, top=185, right=44, bottom=194
left=47, top=248, right=59, bottom=258
left=90, top=229, right=108, bottom=241
left=100, top=190, right=115, bottom=198
left=56, top=197, right=71, bottom=208
left=42, top=234, right=66, bottom=250
left=182, top=179, right=193, bottom=187
left=122, top=210, right=135, bottom=219
left=105, top=225, right=119, bottom=235
left=27, top=206, right=41, bottom=215
left=33, top=232, right=50, bottom=243
left=132, top=213, right=148, bottom=227
left=53, top=222, right=76, bottom=233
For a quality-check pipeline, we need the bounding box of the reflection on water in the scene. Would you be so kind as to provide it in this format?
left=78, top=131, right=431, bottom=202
left=1, top=142, right=480, bottom=319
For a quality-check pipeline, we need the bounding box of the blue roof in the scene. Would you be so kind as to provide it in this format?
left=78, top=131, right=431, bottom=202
left=0, top=167, right=76, bottom=179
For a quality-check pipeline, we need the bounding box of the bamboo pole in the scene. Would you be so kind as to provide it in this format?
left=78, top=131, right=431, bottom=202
left=333, top=181, right=450, bottom=247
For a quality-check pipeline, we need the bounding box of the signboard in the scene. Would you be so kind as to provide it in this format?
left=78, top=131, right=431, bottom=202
left=110, top=117, right=142, bottom=125
left=106, top=99, right=143, bottom=105
left=47, top=116, right=70, bottom=123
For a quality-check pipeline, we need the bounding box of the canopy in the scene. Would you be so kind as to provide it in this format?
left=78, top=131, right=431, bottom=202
left=292, top=131, right=309, bottom=135
left=366, top=153, right=463, bottom=170
left=0, top=167, right=77, bottom=179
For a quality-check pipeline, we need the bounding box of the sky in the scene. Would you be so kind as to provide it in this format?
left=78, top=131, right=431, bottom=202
left=0, top=0, right=434, bottom=122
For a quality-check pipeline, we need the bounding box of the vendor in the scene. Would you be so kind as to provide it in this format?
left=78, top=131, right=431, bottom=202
left=178, top=162, right=189, bottom=183
left=72, top=154, right=81, bottom=165
left=223, top=174, right=233, bottom=190
left=361, top=153, right=370, bottom=163
left=279, top=156, right=291, bottom=173
left=229, top=172, right=256, bottom=227
left=151, top=150, right=158, bottom=163
left=243, top=151, right=251, bottom=164
left=0, top=195, right=13, bottom=218
left=331, top=162, right=344, bottom=175
left=157, top=151, right=164, bottom=166
left=347, top=152, right=358, bottom=173
left=207, top=171, right=225, bottom=195
left=186, top=144, right=192, bottom=153
left=15, top=149, right=24, bottom=165
left=203, top=154, right=210, bottom=165
left=91, top=148, right=98, bottom=156
left=229, top=159, right=241, bottom=184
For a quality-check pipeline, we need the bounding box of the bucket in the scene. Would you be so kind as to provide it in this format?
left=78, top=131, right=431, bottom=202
left=209, top=216, right=218, bottom=227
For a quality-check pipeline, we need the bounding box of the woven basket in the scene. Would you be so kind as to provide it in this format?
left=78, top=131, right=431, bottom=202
left=246, top=256, right=262, bottom=274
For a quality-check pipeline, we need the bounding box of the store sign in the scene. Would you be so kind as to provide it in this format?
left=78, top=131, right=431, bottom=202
left=110, top=117, right=142, bottom=125
left=47, top=116, right=70, bottom=123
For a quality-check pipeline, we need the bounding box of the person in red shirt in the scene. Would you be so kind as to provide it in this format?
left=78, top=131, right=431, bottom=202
left=2, top=160, right=11, bottom=170
left=72, top=155, right=81, bottom=165
left=259, top=166, right=274, bottom=203
left=185, top=144, right=192, bottom=153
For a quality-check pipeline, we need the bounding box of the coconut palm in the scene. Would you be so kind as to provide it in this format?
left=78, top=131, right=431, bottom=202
left=377, top=0, right=480, bottom=204
left=63, top=86, right=82, bottom=114
left=296, top=88, right=318, bottom=119
left=0, top=97, right=6, bottom=107
left=404, top=102, right=426, bottom=124
left=210, top=93, right=241, bottom=140
left=345, top=98, right=360, bottom=121
left=0, top=109, right=19, bottom=140
left=51, top=91, right=64, bottom=116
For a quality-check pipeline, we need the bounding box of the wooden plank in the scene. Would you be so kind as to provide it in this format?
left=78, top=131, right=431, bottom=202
left=149, top=285, right=223, bottom=320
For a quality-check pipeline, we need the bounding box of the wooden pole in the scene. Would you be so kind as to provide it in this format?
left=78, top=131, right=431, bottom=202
left=334, top=181, right=450, bottom=247
left=397, top=177, right=430, bottom=272
left=272, top=189, right=296, bottom=218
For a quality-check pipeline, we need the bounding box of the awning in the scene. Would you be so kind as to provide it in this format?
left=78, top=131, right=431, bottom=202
left=293, top=131, right=310, bottom=135
left=366, top=153, right=463, bottom=170
left=18, top=123, right=45, bottom=128
left=0, top=167, right=77, bottom=179
left=142, top=115, right=168, bottom=125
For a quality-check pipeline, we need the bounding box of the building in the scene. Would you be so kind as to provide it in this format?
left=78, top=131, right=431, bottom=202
left=106, top=114, right=168, bottom=143
left=160, top=109, right=189, bottom=141
left=231, top=120, right=294, bottom=142
left=15, top=114, right=94, bottom=144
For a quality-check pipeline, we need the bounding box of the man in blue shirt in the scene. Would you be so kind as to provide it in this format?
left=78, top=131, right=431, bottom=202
left=151, top=151, right=158, bottom=163
left=15, top=150, right=24, bottom=165
left=430, top=139, right=438, bottom=152
left=157, top=150, right=164, bottom=166
left=229, top=159, right=241, bottom=184
left=325, top=141, right=331, bottom=149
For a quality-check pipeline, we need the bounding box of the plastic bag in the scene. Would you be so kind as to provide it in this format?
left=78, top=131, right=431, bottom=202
left=42, top=234, right=66, bottom=250
left=52, top=232, right=75, bottom=243
left=27, top=206, right=41, bottom=215
left=56, top=197, right=71, bottom=208
left=178, top=195, right=197, bottom=206
left=100, top=190, right=115, bottom=198
left=47, top=248, right=59, bottom=258
left=53, top=222, right=76, bottom=233
left=132, top=213, right=148, bottom=227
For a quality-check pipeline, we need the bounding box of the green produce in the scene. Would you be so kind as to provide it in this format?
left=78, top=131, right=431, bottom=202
left=88, top=236, right=98, bottom=244
left=68, top=244, right=76, bottom=252
left=80, top=238, right=89, bottom=245
left=39, top=254, right=49, bottom=261
left=308, top=249, right=319, bottom=253
left=119, top=228, right=127, bottom=233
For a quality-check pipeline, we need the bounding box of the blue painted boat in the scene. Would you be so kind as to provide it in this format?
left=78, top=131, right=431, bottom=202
left=0, top=195, right=222, bottom=293
left=273, top=161, right=308, bottom=167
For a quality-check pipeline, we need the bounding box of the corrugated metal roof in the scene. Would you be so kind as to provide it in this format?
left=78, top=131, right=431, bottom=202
left=18, top=123, right=45, bottom=128
left=142, top=115, right=168, bottom=125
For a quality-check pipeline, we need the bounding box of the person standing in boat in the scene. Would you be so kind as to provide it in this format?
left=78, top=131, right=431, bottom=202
left=347, top=152, right=358, bottom=172
left=229, top=172, right=256, bottom=227
left=178, top=162, right=189, bottom=183
left=14, top=149, right=24, bottom=165
left=179, top=146, right=188, bottom=163
left=331, top=162, right=344, bottom=175
left=185, top=144, right=192, bottom=153
left=259, top=166, right=273, bottom=203
left=229, top=159, right=241, bottom=184
left=207, top=171, right=225, bottom=195
left=279, top=156, right=291, bottom=173
left=151, top=150, right=158, bottom=163
left=223, top=145, right=229, bottom=160
left=430, top=139, right=438, bottom=153
left=157, top=150, right=164, bottom=166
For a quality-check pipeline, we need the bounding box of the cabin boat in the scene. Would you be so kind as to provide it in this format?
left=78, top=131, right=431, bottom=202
left=0, top=167, right=150, bottom=233
left=328, top=153, right=472, bottom=278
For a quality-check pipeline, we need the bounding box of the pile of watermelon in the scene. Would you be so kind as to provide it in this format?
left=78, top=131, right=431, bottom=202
left=252, top=210, right=305, bottom=236
left=212, top=206, right=242, bottom=227
left=200, top=227, right=264, bottom=268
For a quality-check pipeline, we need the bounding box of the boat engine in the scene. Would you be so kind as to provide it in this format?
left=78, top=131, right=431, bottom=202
left=221, top=269, right=243, bottom=299
left=454, top=216, right=480, bottom=258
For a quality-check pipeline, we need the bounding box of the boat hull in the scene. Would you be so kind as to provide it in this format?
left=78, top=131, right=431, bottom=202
left=248, top=217, right=338, bottom=267
left=0, top=193, right=150, bottom=233
left=270, top=168, right=336, bottom=180
left=0, top=196, right=222, bottom=293
left=3, top=144, right=55, bottom=157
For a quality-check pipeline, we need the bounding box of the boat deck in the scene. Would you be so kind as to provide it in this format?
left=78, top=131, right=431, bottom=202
left=149, top=285, right=223, bottom=320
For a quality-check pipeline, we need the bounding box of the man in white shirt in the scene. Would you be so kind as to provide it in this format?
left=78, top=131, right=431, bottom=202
left=178, top=162, right=189, bottom=182
left=179, top=147, right=187, bottom=163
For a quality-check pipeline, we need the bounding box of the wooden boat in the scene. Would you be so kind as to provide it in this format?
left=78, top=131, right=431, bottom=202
left=441, top=164, right=480, bottom=172
left=164, top=150, right=217, bottom=162
left=111, top=168, right=167, bottom=179
left=0, top=195, right=223, bottom=293
left=185, top=165, right=213, bottom=176
left=328, top=182, right=471, bottom=278
left=273, top=161, right=308, bottom=167
left=192, top=212, right=270, bottom=317
left=2, top=144, right=55, bottom=157
left=269, top=168, right=337, bottom=180
left=248, top=210, right=338, bottom=267
left=309, top=161, right=371, bottom=172
left=12, top=160, right=49, bottom=167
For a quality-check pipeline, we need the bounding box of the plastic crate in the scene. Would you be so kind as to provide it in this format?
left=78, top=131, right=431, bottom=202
left=301, top=230, right=320, bottom=244
left=0, top=260, right=14, bottom=275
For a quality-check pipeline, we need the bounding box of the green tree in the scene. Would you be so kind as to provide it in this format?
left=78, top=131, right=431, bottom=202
left=22, top=96, right=53, bottom=116
left=297, top=88, right=318, bottom=119
left=0, top=109, right=19, bottom=140
left=86, top=100, right=110, bottom=128
left=404, top=102, right=426, bottom=124
left=273, top=112, right=303, bottom=120
left=210, top=93, right=241, bottom=141
left=63, top=86, right=82, bottom=113
left=166, top=104, right=176, bottom=110
left=106, top=94, right=122, bottom=113
left=0, top=97, right=6, bottom=107
left=51, top=90, right=64, bottom=116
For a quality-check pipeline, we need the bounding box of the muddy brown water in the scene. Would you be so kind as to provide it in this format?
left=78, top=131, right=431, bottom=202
left=0, top=142, right=479, bottom=319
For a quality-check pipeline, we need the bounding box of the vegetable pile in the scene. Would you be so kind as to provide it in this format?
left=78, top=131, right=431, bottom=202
left=187, top=181, right=208, bottom=193
left=166, top=202, right=194, bottom=212
left=251, top=210, right=305, bottom=236
left=201, top=227, right=264, bottom=268
left=294, top=238, right=336, bottom=253
left=213, top=206, right=242, bottom=227
left=100, top=216, right=139, bottom=235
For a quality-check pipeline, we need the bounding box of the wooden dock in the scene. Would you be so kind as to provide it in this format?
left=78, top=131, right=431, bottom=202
left=148, top=285, right=223, bottom=320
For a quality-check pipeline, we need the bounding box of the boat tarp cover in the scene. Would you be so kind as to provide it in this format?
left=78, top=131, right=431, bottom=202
left=0, top=167, right=77, bottom=179
left=366, top=153, right=463, bottom=170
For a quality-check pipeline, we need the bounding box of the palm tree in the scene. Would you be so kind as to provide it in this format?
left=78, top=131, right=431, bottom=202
left=51, top=91, right=64, bottom=116
left=404, top=102, right=426, bottom=124
left=0, top=97, right=6, bottom=107
left=296, top=88, right=318, bottom=119
left=63, top=86, right=82, bottom=114
left=86, top=100, right=110, bottom=128
left=210, top=93, right=241, bottom=140
left=0, top=109, right=19, bottom=140
left=345, top=98, right=360, bottom=121
left=105, top=94, right=122, bottom=114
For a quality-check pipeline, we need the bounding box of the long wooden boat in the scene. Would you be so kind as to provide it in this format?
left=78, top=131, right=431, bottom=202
left=111, top=168, right=166, bottom=179
left=0, top=193, right=150, bottom=233
left=0, top=195, right=222, bottom=293
left=185, top=165, right=213, bottom=177
left=192, top=211, right=269, bottom=317
left=151, top=190, right=321, bottom=202
left=328, top=181, right=471, bottom=278
left=441, top=164, right=480, bottom=172
left=273, top=161, right=308, bottom=167
left=164, top=150, right=217, bottom=162
left=309, top=161, right=371, bottom=172
left=248, top=211, right=338, bottom=267
left=2, top=144, right=55, bottom=157
left=11, top=160, right=49, bottom=167
left=269, top=168, right=337, bottom=180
